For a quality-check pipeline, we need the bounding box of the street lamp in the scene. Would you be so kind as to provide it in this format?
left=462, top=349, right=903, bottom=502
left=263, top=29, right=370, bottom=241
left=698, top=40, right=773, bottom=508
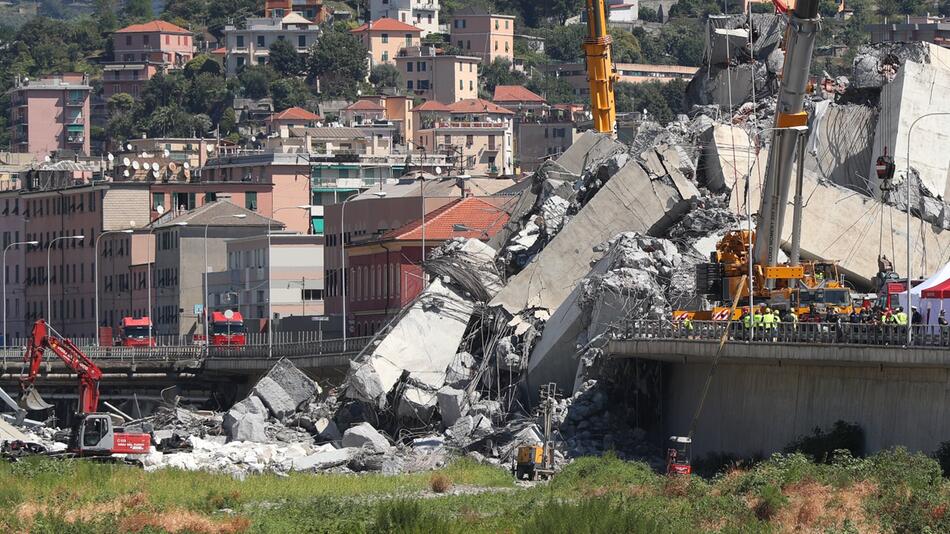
left=3, top=240, right=37, bottom=346
left=148, top=222, right=187, bottom=343
left=340, top=190, right=386, bottom=344
left=904, top=112, right=950, bottom=346
left=267, top=204, right=313, bottom=358
left=47, top=234, right=85, bottom=328
left=93, top=230, right=132, bottom=344
left=204, top=214, right=247, bottom=339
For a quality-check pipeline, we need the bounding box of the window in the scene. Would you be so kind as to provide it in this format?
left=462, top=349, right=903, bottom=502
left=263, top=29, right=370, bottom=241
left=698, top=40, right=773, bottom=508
left=143, top=35, right=150, bottom=45
left=405, top=34, right=412, bottom=46
left=381, top=33, right=388, bottom=44
left=257, top=35, right=265, bottom=47
left=453, top=19, right=458, bottom=28
left=419, top=61, right=426, bottom=72
left=298, top=35, right=306, bottom=48
left=204, top=192, right=217, bottom=202
left=152, top=193, right=164, bottom=211
left=407, top=62, right=413, bottom=72
left=166, top=35, right=170, bottom=45
left=495, top=19, right=499, bottom=30
left=125, top=35, right=132, bottom=45
left=505, top=42, right=510, bottom=52
left=236, top=35, right=244, bottom=48
left=494, top=41, right=498, bottom=51
left=466, top=134, right=473, bottom=146
left=382, top=51, right=389, bottom=62
left=302, top=289, right=323, bottom=300
left=245, top=192, right=258, bottom=210
left=418, top=80, right=429, bottom=89
left=466, top=40, right=471, bottom=49
left=505, top=20, right=509, bottom=29
left=469, top=80, right=473, bottom=91
left=457, top=40, right=463, bottom=48
left=407, top=80, right=414, bottom=90
left=257, top=57, right=266, bottom=65
left=459, top=80, right=463, bottom=90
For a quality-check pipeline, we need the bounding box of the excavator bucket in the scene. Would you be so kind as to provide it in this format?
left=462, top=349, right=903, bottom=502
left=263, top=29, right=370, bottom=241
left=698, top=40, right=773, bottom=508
left=19, top=385, right=54, bottom=411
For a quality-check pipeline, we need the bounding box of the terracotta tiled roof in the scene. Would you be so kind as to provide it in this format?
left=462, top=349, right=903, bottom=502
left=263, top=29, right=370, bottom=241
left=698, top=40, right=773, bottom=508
left=382, top=197, right=510, bottom=241
left=412, top=100, right=452, bottom=112
left=492, top=85, right=546, bottom=103
left=344, top=99, right=385, bottom=111
left=269, top=106, right=320, bottom=121
left=446, top=98, right=515, bottom=115
left=210, top=47, right=226, bottom=55
left=116, top=20, right=191, bottom=34
left=351, top=17, right=422, bottom=33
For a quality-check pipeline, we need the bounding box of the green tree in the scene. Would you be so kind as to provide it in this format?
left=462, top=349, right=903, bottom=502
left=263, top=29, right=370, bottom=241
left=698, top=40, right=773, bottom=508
left=525, top=74, right=576, bottom=105
left=270, top=78, right=312, bottom=111
left=544, top=24, right=586, bottom=62
left=186, top=72, right=231, bottom=122
left=479, top=58, right=528, bottom=96
left=306, top=28, right=368, bottom=99
left=238, top=65, right=275, bottom=99
left=123, top=0, right=154, bottom=21
left=369, top=64, right=402, bottom=91
left=94, top=0, right=118, bottom=32
left=638, top=6, right=660, bottom=22
left=184, top=54, right=222, bottom=78
left=610, top=29, right=641, bottom=64
left=268, top=38, right=306, bottom=76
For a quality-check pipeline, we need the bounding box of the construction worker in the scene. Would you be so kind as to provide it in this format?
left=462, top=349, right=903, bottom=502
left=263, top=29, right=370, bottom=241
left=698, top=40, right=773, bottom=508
left=762, top=307, right=775, bottom=340
left=894, top=307, right=908, bottom=326
left=940, top=310, right=948, bottom=326
left=753, top=307, right=764, bottom=340
left=741, top=308, right=753, bottom=340
left=682, top=315, right=694, bottom=338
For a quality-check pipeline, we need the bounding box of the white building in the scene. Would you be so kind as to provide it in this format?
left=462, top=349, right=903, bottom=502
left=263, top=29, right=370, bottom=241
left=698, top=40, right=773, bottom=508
left=369, top=0, right=440, bottom=37
left=223, top=14, right=321, bottom=76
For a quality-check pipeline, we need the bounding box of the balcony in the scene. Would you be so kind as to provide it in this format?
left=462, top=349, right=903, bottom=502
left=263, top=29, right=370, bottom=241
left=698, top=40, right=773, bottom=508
left=66, top=135, right=85, bottom=144
left=66, top=98, right=85, bottom=107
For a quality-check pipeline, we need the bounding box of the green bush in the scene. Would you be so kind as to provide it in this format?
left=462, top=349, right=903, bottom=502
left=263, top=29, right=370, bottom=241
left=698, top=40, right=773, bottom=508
left=783, top=420, right=865, bottom=462
left=933, top=440, right=950, bottom=477
left=549, top=453, right=657, bottom=495
left=753, top=484, right=787, bottom=520
left=369, top=500, right=456, bottom=534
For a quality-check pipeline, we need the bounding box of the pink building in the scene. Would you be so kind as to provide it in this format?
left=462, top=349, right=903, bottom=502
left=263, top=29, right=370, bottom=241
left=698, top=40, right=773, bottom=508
left=450, top=7, right=515, bottom=64
left=103, top=20, right=195, bottom=99
left=8, top=74, right=91, bottom=159
left=351, top=17, right=422, bottom=66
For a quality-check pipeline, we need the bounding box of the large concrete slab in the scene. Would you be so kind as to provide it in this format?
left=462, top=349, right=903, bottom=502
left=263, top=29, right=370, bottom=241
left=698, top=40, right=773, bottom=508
left=555, top=131, right=625, bottom=176
left=491, top=160, right=694, bottom=315
left=869, top=44, right=950, bottom=199
left=701, top=125, right=756, bottom=192
left=804, top=101, right=877, bottom=194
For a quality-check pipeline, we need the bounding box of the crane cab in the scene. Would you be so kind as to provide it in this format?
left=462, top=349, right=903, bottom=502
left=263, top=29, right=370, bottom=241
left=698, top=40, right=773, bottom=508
left=666, top=436, right=692, bottom=475
left=71, top=413, right=150, bottom=456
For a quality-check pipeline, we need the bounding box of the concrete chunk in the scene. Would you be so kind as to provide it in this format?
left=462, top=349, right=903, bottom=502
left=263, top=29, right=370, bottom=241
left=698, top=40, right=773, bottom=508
left=291, top=446, right=357, bottom=471
left=397, top=386, right=438, bottom=421
left=341, top=422, right=391, bottom=452
left=223, top=395, right=268, bottom=443
left=437, top=387, right=468, bottom=426
left=314, top=417, right=341, bottom=441
left=252, top=376, right=299, bottom=419
left=265, top=359, right=320, bottom=407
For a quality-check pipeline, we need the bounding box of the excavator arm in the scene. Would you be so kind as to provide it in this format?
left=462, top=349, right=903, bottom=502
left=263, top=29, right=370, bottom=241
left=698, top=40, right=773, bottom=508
left=584, top=0, right=617, bottom=133
left=20, top=320, right=102, bottom=414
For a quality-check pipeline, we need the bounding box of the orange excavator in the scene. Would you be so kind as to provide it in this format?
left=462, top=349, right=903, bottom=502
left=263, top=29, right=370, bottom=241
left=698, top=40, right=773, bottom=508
left=19, top=320, right=150, bottom=456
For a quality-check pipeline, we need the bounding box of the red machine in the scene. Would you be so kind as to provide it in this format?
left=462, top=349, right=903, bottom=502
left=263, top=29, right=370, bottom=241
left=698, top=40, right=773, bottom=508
left=20, top=320, right=150, bottom=456
left=209, top=310, right=246, bottom=346
left=119, top=316, right=155, bottom=347
left=666, top=436, right=692, bottom=475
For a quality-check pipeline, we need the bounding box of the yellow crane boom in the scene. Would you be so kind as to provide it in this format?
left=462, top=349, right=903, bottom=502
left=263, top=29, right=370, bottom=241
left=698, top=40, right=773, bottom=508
left=584, top=0, right=617, bottom=133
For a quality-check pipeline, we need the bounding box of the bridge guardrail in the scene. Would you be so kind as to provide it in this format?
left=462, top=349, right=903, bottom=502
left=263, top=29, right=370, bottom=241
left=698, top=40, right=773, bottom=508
left=0, top=336, right=375, bottom=365
left=622, top=321, right=950, bottom=348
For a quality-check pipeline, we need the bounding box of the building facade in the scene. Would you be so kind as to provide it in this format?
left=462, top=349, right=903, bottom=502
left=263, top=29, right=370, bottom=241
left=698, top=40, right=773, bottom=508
left=351, top=17, right=422, bottom=66
left=264, top=0, right=330, bottom=22
left=8, top=74, right=91, bottom=159
left=414, top=98, right=514, bottom=176
left=867, top=16, right=950, bottom=47
left=103, top=20, right=195, bottom=99
left=449, top=8, right=515, bottom=64
left=223, top=14, right=321, bottom=76
left=543, top=62, right=698, bottom=96
left=395, top=46, right=479, bottom=103
left=369, top=0, right=440, bottom=36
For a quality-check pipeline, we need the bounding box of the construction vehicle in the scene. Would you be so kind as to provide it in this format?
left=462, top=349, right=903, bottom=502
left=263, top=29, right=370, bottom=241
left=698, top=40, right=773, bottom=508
left=119, top=316, right=155, bottom=347
left=584, top=0, right=617, bottom=133
left=668, top=0, right=823, bottom=474
left=666, top=436, right=692, bottom=475
left=514, top=383, right=559, bottom=481
left=19, top=320, right=150, bottom=456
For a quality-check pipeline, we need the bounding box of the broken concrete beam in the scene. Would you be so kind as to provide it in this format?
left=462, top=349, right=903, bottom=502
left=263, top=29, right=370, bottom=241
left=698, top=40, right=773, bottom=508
left=491, top=158, right=693, bottom=315
left=397, top=386, right=438, bottom=421
left=444, top=351, right=476, bottom=388
left=291, top=446, right=357, bottom=471
left=314, top=417, right=341, bottom=441
left=341, top=422, right=392, bottom=452
left=803, top=101, right=876, bottom=194
left=347, top=279, right=474, bottom=408
left=222, top=395, right=268, bottom=443
left=437, top=387, right=468, bottom=427
left=554, top=131, right=625, bottom=176
left=253, top=376, right=300, bottom=420
left=700, top=125, right=755, bottom=192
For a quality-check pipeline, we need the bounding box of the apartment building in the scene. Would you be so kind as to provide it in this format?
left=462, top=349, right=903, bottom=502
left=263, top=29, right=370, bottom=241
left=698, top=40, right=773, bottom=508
left=369, top=0, right=440, bottom=36
left=395, top=46, right=479, bottom=103
left=0, top=191, right=27, bottom=342
left=265, top=106, right=321, bottom=133
left=103, top=20, right=195, bottom=99
left=341, top=95, right=415, bottom=143
left=414, top=98, right=514, bottom=176
left=8, top=74, right=91, bottom=159
left=351, top=17, right=422, bottom=66
left=223, top=14, right=321, bottom=76
left=207, top=233, right=324, bottom=333
left=492, top=85, right=580, bottom=173
left=867, top=15, right=950, bottom=47
left=151, top=201, right=279, bottom=336
left=449, top=7, right=515, bottom=64
left=264, top=0, right=330, bottom=22
left=543, top=62, right=698, bottom=96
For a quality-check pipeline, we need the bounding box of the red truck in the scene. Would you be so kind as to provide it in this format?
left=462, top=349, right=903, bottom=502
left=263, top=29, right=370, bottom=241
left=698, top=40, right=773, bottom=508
left=119, top=317, right=155, bottom=347
left=209, top=310, right=246, bottom=346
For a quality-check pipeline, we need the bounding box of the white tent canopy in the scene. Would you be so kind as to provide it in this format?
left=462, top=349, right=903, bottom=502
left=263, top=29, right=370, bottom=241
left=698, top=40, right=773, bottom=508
left=894, top=260, right=950, bottom=311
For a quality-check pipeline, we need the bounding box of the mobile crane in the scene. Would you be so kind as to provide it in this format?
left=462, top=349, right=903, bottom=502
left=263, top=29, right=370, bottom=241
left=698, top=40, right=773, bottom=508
left=584, top=0, right=618, bottom=134
left=668, top=0, right=824, bottom=474
left=19, top=320, right=150, bottom=456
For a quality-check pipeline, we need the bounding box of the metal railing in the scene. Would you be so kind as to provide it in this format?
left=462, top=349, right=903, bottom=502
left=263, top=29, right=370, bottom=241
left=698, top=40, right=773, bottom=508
left=0, top=336, right=374, bottom=365
left=621, top=320, right=950, bottom=348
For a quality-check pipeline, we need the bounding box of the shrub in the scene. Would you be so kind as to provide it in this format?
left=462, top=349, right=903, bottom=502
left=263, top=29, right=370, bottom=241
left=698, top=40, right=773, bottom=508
left=933, top=440, right=950, bottom=477
left=429, top=473, right=452, bottom=494
left=520, top=498, right=681, bottom=534
left=754, top=484, right=787, bottom=520
left=783, top=421, right=865, bottom=462
left=369, top=500, right=454, bottom=534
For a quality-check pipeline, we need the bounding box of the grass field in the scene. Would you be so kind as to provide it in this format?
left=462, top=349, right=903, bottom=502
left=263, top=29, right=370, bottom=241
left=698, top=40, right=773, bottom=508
left=3, top=448, right=950, bottom=533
